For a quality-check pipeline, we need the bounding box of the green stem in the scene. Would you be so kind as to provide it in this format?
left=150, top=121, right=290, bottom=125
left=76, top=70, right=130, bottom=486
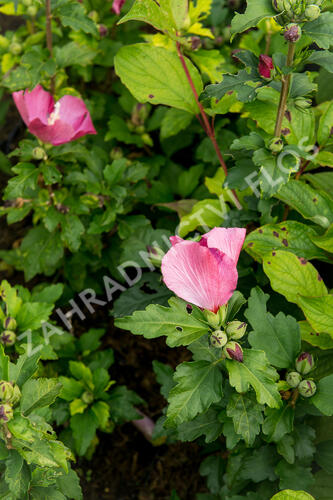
left=274, top=42, right=296, bottom=138
left=45, top=0, right=55, bottom=94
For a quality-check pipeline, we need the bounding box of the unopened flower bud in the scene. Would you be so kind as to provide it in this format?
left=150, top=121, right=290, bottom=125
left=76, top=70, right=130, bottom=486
left=81, top=391, right=94, bottom=404
left=210, top=330, right=228, bottom=348
left=304, top=4, right=320, bottom=20
left=295, top=352, right=314, bottom=375
left=286, top=371, right=302, bottom=388
left=11, top=385, right=21, bottom=407
left=88, top=10, right=99, bottom=22
left=258, top=55, right=275, bottom=80
left=269, top=137, right=284, bottom=153
left=0, top=330, right=16, bottom=346
left=204, top=310, right=220, bottom=329
left=3, top=317, right=16, bottom=331
left=147, top=246, right=165, bottom=268
left=272, top=0, right=285, bottom=12
left=0, top=382, right=14, bottom=402
left=110, top=147, right=123, bottom=160
left=99, top=24, right=108, bottom=37
left=294, top=97, right=312, bottom=109
left=9, top=42, right=22, bottom=55
left=33, top=147, right=47, bottom=160
left=191, top=36, right=201, bottom=51
left=298, top=379, right=316, bottom=397
left=284, top=23, right=302, bottom=42
left=0, top=403, right=13, bottom=423
left=223, top=341, right=243, bottom=362
left=226, top=321, right=247, bottom=340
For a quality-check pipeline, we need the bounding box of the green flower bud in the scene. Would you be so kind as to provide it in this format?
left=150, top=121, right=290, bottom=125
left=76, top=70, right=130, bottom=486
left=110, top=147, right=123, bottom=160
left=0, top=382, right=14, bottom=402
left=204, top=310, right=221, bottom=329
left=295, top=352, right=314, bottom=374
left=147, top=245, right=165, bottom=268
left=226, top=321, right=247, bottom=340
left=286, top=371, right=302, bottom=388
left=304, top=4, right=320, bottom=20
left=298, top=379, right=316, bottom=397
left=269, top=137, right=284, bottom=153
left=81, top=391, right=94, bottom=405
left=272, top=0, right=285, bottom=12
left=0, top=403, right=13, bottom=423
left=88, top=10, right=99, bottom=22
left=210, top=330, right=228, bottom=348
left=223, top=341, right=243, bottom=362
left=0, top=330, right=16, bottom=346
left=32, top=147, right=47, bottom=160
left=3, top=317, right=16, bottom=331
left=9, top=42, right=22, bottom=55
left=294, top=97, right=312, bottom=109
left=27, top=5, right=37, bottom=16
left=284, top=23, right=302, bottom=42
left=141, top=133, right=153, bottom=147
left=11, top=385, right=21, bottom=407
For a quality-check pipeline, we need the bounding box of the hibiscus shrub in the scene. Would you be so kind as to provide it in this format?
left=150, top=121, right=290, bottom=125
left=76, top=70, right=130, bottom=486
left=0, top=0, right=333, bottom=498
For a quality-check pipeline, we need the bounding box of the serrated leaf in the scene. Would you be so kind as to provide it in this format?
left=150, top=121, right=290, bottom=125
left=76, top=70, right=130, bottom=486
left=165, top=360, right=223, bottom=427
left=231, top=0, right=276, bottom=37
left=311, top=223, right=333, bottom=254
left=115, top=297, right=210, bottom=347
left=177, top=406, right=224, bottom=443
left=245, top=221, right=329, bottom=263
left=57, top=2, right=98, bottom=36
left=71, top=409, right=99, bottom=456
left=275, top=180, right=333, bottom=229
left=297, top=295, right=333, bottom=336
left=262, top=405, right=294, bottom=442
left=178, top=198, right=228, bottom=237
left=263, top=250, right=327, bottom=304
left=245, top=287, right=301, bottom=368
left=299, top=321, right=333, bottom=350
left=115, top=44, right=202, bottom=114
left=5, top=450, right=30, bottom=499
left=271, top=490, right=315, bottom=499
left=303, top=12, right=333, bottom=50
left=21, top=378, right=62, bottom=415
left=226, top=392, right=263, bottom=446
left=226, top=349, right=281, bottom=408
left=311, top=375, right=333, bottom=415
left=118, top=0, right=187, bottom=32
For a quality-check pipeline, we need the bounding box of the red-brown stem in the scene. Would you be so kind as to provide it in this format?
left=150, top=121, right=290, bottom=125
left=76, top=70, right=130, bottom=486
left=176, top=42, right=242, bottom=209
left=295, top=159, right=310, bottom=180
left=45, top=0, right=55, bottom=94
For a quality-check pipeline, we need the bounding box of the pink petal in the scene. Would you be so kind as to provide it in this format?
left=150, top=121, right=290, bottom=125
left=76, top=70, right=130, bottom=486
left=12, top=90, right=29, bottom=126
left=161, top=240, right=238, bottom=313
left=22, top=85, right=54, bottom=126
left=170, top=236, right=183, bottom=246
left=112, top=0, right=125, bottom=14
left=30, top=118, right=74, bottom=146
left=202, top=227, right=246, bottom=264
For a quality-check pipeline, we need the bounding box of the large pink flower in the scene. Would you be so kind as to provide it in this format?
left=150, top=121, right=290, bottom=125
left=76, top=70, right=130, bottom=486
left=12, top=85, right=96, bottom=146
left=161, top=228, right=246, bottom=313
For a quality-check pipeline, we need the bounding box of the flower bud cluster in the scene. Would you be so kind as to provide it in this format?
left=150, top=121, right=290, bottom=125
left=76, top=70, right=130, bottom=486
left=208, top=316, right=247, bottom=363
left=272, top=0, right=322, bottom=26
left=0, top=317, right=17, bottom=347
left=0, top=380, right=21, bottom=424
left=286, top=352, right=316, bottom=397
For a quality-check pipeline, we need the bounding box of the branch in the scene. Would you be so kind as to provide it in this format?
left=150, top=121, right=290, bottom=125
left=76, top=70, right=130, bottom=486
left=45, top=0, right=55, bottom=94
left=274, top=42, right=296, bottom=138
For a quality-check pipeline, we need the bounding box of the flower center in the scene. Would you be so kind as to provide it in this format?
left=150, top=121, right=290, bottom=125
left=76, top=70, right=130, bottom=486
left=48, top=101, right=61, bottom=125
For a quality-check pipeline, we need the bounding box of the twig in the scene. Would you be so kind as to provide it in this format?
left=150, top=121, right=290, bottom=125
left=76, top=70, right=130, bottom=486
left=45, top=0, right=55, bottom=94
left=176, top=41, right=242, bottom=209
left=274, top=42, right=296, bottom=138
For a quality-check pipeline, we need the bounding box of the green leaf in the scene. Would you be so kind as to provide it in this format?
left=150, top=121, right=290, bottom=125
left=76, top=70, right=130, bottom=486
left=115, top=44, right=202, bottom=114
left=303, top=172, right=333, bottom=198
left=271, top=490, right=315, bottom=499
left=177, top=405, right=224, bottom=443
left=315, top=440, right=333, bottom=474
left=241, top=445, right=278, bottom=482
left=275, top=180, right=333, bottom=229
left=71, top=409, right=99, bottom=456
left=5, top=450, right=30, bottom=499
left=310, top=223, right=333, bottom=254
left=59, top=377, right=84, bottom=401
left=202, top=69, right=261, bottom=104
left=55, top=42, right=97, bottom=68
left=245, top=287, right=301, bottom=368
left=165, top=360, right=223, bottom=427
left=200, top=455, right=225, bottom=495
left=310, top=470, right=333, bottom=500
left=299, top=321, right=333, bottom=350
left=312, top=374, right=333, bottom=415
left=226, top=349, right=281, bottom=408
left=263, top=250, right=328, bottom=304
left=4, top=163, right=39, bottom=200
left=317, top=101, right=333, bottom=145
left=245, top=221, right=329, bottom=263
left=303, top=12, right=333, bottom=50
left=231, top=0, right=276, bottom=37
left=69, top=361, right=93, bottom=390
left=226, top=392, right=263, bottom=446
left=160, top=108, right=193, bottom=140
left=262, top=405, right=294, bottom=442
left=57, top=2, right=98, bottom=36
left=108, top=386, right=143, bottom=424
left=178, top=198, right=228, bottom=237
left=16, top=302, right=53, bottom=331
left=9, top=352, right=40, bottom=386
left=275, top=461, right=314, bottom=491
left=56, top=468, right=82, bottom=500
left=20, top=378, right=62, bottom=415
left=60, top=215, right=85, bottom=252
left=298, top=295, right=333, bottom=336
left=118, top=0, right=187, bottom=32
left=115, top=297, right=210, bottom=348
left=152, top=360, right=175, bottom=399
